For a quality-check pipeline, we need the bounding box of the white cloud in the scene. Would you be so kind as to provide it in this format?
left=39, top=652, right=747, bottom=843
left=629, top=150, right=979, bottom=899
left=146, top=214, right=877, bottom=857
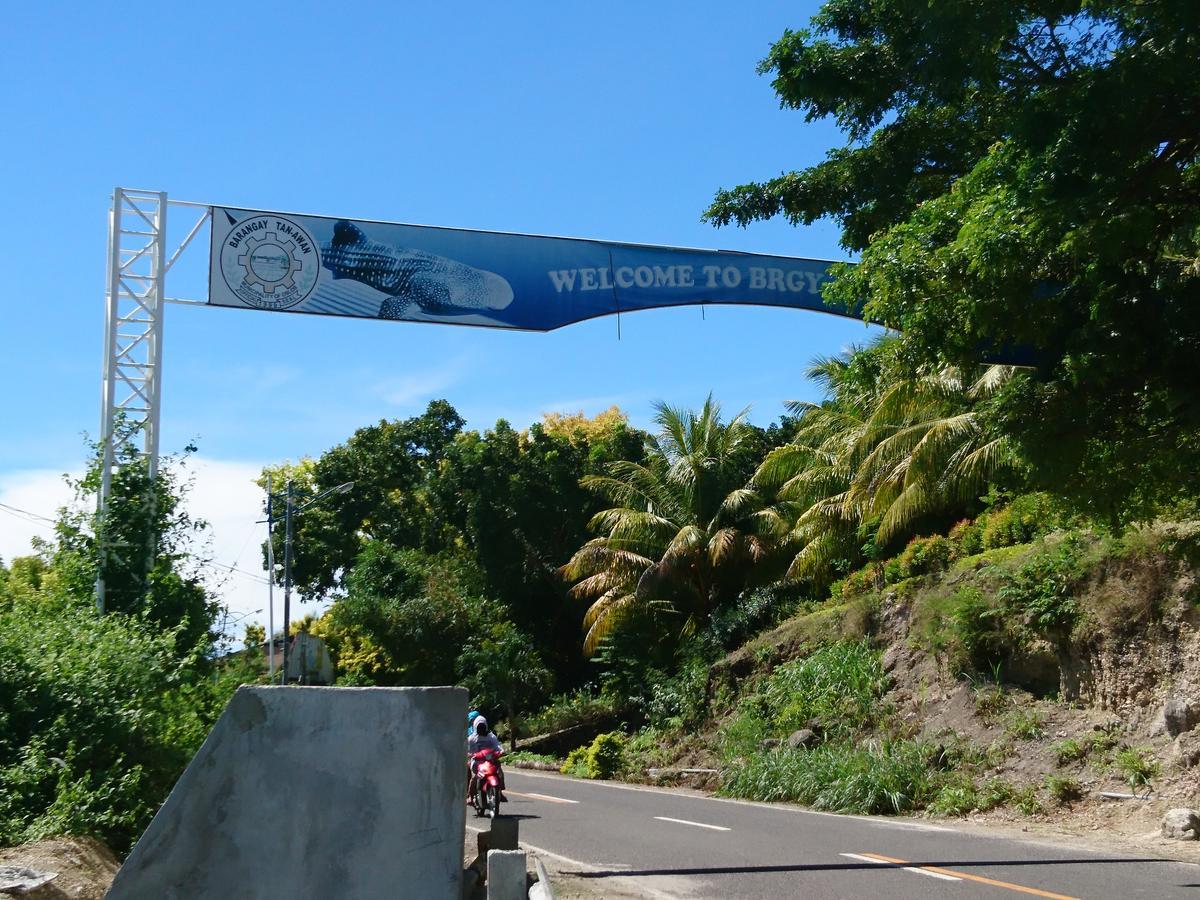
left=0, top=468, right=77, bottom=560
left=375, top=355, right=472, bottom=406
left=0, top=458, right=334, bottom=645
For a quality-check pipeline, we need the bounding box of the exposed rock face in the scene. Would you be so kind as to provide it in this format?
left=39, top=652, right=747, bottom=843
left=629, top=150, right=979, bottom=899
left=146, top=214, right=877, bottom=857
left=1159, top=698, right=1200, bottom=737
left=1162, top=808, right=1200, bottom=840
left=787, top=728, right=818, bottom=750
left=1171, top=731, right=1200, bottom=768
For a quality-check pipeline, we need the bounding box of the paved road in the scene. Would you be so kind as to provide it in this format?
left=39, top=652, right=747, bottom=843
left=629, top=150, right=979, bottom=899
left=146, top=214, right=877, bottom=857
left=471, top=769, right=1200, bottom=899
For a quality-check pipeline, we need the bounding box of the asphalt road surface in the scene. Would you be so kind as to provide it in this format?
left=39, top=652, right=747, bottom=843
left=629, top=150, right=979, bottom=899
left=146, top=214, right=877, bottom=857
left=470, top=769, right=1200, bottom=899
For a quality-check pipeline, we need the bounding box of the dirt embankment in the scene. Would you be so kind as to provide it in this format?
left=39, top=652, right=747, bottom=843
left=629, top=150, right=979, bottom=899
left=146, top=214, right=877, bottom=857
left=0, top=837, right=118, bottom=899
left=702, top=529, right=1200, bottom=859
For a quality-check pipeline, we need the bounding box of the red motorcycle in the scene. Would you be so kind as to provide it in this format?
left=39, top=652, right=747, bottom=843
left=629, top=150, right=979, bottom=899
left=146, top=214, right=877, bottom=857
left=469, top=748, right=504, bottom=818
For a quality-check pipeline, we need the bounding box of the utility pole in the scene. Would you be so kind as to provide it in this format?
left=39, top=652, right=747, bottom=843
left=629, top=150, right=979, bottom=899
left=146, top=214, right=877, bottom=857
left=265, top=473, right=276, bottom=682
left=282, top=479, right=294, bottom=685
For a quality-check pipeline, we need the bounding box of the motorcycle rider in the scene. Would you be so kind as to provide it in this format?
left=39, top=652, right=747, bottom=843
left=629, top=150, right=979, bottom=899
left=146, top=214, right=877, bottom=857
left=467, top=715, right=507, bottom=803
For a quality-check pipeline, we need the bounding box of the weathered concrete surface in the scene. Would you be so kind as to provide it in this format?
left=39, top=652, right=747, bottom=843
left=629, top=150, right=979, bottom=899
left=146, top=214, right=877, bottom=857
left=108, top=686, right=467, bottom=900
left=485, top=850, right=526, bottom=900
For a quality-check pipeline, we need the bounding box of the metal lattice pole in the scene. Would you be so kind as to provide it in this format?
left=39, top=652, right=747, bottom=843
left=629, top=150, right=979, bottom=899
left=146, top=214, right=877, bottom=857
left=95, top=189, right=211, bottom=614
left=96, top=189, right=167, bottom=613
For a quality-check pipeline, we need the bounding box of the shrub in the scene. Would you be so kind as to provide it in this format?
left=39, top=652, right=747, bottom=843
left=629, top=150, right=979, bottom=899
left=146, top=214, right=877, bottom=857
left=1005, top=709, right=1045, bottom=741
left=976, top=777, right=1015, bottom=811
left=896, top=536, right=954, bottom=581
left=561, top=732, right=627, bottom=779
left=560, top=746, right=589, bottom=778
left=998, top=537, right=1083, bottom=637
left=1012, top=785, right=1042, bottom=816
left=722, top=642, right=888, bottom=758
left=950, top=519, right=984, bottom=557
left=762, top=642, right=887, bottom=737
left=980, top=494, right=1061, bottom=550
left=1090, top=729, right=1119, bottom=755
left=1051, top=738, right=1087, bottom=766
left=525, top=690, right=618, bottom=736
left=1044, top=775, right=1083, bottom=804
left=585, top=731, right=627, bottom=779
left=720, top=740, right=935, bottom=815
left=646, top=656, right=710, bottom=730
left=1112, top=748, right=1160, bottom=790
left=928, top=776, right=979, bottom=816
left=0, top=595, right=242, bottom=853
left=505, top=751, right=560, bottom=766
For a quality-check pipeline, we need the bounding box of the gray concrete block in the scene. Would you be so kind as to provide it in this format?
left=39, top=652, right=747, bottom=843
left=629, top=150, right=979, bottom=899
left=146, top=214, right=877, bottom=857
left=108, top=685, right=468, bottom=900
left=488, top=817, right=520, bottom=851
left=486, top=850, right=527, bottom=900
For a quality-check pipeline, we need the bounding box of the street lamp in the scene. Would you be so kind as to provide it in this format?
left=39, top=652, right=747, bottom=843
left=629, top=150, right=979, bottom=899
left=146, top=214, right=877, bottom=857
left=262, top=478, right=353, bottom=684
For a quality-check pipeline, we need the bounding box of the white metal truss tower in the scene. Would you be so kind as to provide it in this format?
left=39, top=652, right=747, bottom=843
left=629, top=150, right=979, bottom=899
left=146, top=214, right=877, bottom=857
left=96, top=188, right=209, bottom=612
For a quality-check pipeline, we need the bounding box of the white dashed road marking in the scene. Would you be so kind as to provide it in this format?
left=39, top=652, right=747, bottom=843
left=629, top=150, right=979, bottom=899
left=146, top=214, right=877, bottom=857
left=653, top=816, right=731, bottom=832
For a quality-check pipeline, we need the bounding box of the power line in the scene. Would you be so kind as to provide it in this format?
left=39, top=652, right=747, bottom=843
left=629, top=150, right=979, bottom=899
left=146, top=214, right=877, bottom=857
left=0, top=502, right=56, bottom=529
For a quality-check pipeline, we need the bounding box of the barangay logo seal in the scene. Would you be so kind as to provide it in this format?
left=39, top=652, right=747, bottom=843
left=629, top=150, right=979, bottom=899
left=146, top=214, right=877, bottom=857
left=220, top=214, right=320, bottom=310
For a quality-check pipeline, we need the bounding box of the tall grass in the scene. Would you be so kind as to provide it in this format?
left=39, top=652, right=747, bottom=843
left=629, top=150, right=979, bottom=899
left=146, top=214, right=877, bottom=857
left=720, top=740, right=935, bottom=814
left=721, top=641, right=887, bottom=758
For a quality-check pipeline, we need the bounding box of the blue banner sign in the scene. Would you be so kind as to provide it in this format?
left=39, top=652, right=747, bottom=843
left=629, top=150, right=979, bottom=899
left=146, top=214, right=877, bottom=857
left=208, top=207, right=854, bottom=330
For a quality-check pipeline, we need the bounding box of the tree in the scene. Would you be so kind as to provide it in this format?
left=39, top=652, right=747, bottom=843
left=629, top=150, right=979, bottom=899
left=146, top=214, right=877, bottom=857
left=706, top=1, right=1200, bottom=522
left=316, top=543, right=500, bottom=686
left=456, top=621, right=552, bottom=750
left=261, top=401, right=466, bottom=601
left=428, top=411, right=647, bottom=681
left=54, top=428, right=217, bottom=656
left=0, top=434, right=241, bottom=853
left=244, top=622, right=266, bottom=650
left=754, top=338, right=1021, bottom=587
left=562, top=397, right=777, bottom=655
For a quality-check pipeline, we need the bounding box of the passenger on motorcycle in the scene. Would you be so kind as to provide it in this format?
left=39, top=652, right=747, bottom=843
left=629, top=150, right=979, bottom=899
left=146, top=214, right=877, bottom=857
left=467, top=715, right=506, bottom=802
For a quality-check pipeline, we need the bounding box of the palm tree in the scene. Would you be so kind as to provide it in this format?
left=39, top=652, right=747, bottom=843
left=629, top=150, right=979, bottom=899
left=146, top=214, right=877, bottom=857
left=754, top=339, right=1024, bottom=587
left=846, top=364, right=1021, bottom=546
left=561, top=396, right=774, bottom=655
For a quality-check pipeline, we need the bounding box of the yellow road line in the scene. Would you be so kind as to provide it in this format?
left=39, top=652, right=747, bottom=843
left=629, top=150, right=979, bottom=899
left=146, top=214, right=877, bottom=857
left=859, top=852, right=1080, bottom=899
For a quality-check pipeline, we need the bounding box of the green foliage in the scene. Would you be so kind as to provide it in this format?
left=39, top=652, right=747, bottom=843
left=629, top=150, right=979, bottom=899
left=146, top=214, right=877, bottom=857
left=523, top=690, right=619, bottom=737
left=895, top=535, right=953, bottom=581
left=980, top=495, right=1062, bottom=551
left=1112, top=748, right=1160, bottom=790
left=1052, top=738, right=1087, bottom=766
left=722, top=642, right=887, bottom=757
left=646, top=655, right=711, bottom=731
left=457, top=620, right=552, bottom=744
left=707, top=2, right=1200, bottom=523
left=998, top=537, right=1083, bottom=637
left=1043, top=775, right=1083, bottom=805
left=319, top=545, right=498, bottom=686
left=58, top=429, right=217, bottom=656
left=1004, top=709, right=1046, bottom=742
left=504, top=751, right=560, bottom=766
left=560, top=746, right=589, bottom=778
left=720, top=741, right=935, bottom=814
left=927, top=775, right=979, bottom=817
left=585, top=731, right=627, bottom=780
left=0, top=591, right=240, bottom=853
left=1090, top=729, right=1120, bottom=755
left=1012, top=785, right=1043, bottom=816
left=560, top=732, right=627, bottom=779
left=563, top=396, right=777, bottom=656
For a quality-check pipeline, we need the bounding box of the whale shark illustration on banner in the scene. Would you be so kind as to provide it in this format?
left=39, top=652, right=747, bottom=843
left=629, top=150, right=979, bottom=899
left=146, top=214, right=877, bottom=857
left=321, top=220, right=514, bottom=321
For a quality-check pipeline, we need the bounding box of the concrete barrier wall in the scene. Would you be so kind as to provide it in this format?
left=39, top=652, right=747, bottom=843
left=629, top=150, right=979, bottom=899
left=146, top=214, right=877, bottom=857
left=108, top=686, right=467, bottom=900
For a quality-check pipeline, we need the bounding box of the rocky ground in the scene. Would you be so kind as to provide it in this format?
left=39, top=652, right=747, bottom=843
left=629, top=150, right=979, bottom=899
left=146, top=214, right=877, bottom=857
left=0, top=838, right=118, bottom=899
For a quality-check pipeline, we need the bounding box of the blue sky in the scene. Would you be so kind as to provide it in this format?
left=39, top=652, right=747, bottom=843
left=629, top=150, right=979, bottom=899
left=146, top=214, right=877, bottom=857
left=0, top=1, right=881, bottom=629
